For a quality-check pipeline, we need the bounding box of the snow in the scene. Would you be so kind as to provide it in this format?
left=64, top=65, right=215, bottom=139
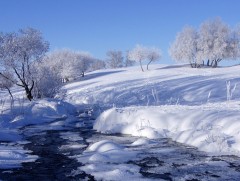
left=1, top=63, right=240, bottom=171
left=0, top=97, right=76, bottom=168
left=77, top=139, right=138, bottom=163
left=94, top=104, right=240, bottom=155
left=87, top=140, right=123, bottom=152
left=73, top=139, right=145, bottom=180
left=0, top=144, right=37, bottom=169
left=60, top=64, right=240, bottom=156
left=80, top=163, right=146, bottom=181
left=131, top=138, right=155, bottom=146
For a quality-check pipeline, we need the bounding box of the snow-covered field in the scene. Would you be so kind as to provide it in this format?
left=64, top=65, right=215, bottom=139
left=60, top=64, right=240, bottom=155
left=1, top=63, right=240, bottom=173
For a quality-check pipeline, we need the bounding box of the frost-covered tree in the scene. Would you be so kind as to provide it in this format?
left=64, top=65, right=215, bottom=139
left=32, top=60, right=61, bottom=98
left=89, top=59, right=106, bottom=71
left=197, top=18, right=232, bottom=67
left=124, top=50, right=135, bottom=67
left=169, top=26, right=199, bottom=67
left=128, top=45, right=147, bottom=72
left=0, top=72, right=14, bottom=99
left=226, top=26, right=240, bottom=61
left=0, top=28, right=49, bottom=101
left=128, top=45, right=162, bottom=71
left=106, top=50, right=123, bottom=68
left=45, top=49, right=94, bottom=82
left=146, top=47, right=162, bottom=70
left=170, top=18, right=240, bottom=68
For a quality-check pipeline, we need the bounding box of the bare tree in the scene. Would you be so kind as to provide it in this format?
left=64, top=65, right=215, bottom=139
left=0, top=28, right=49, bottom=101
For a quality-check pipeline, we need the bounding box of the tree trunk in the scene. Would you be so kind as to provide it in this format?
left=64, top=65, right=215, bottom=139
left=13, top=68, right=34, bottom=101
left=210, top=60, right=214, bottom=67
left=212, top=60, right=218, bottom=68
left=147, top=59, right=153, bottom=70
left=24, top=80, right=34, bottom=101
left=81, top=71, right=85, bottom=77
left=140, top=60, right=144, bottom=72
left=190, top=62, right=198, bottom=68
left=25, top=87, right=33, bottom=101
left=207, top=60, right=210, bottom=66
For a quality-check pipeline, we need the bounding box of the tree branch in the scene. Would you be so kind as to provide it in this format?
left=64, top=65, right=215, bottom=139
left=13, top=67, right=26, bottom=87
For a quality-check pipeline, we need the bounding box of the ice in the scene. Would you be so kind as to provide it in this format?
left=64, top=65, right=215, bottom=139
left=0, top=145, right=38, bottom=169
left=87, top=140, right=124, bottom=152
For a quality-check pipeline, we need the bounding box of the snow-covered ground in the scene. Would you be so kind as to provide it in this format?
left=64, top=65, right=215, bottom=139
left=1, top=63, right=240, bottom=175
left=60, top=64, right=240, bottom=155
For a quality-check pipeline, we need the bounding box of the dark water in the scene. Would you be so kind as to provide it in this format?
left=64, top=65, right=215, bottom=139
left=0, top=115, right=96, bottom=181
left=0, top=111, right=240, bottom=181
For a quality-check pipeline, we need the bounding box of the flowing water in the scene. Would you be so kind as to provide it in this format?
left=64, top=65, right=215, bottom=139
left=0, top=110, right=240, bottom=181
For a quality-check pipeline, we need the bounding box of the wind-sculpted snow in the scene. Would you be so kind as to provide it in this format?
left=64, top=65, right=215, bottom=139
left=94, top=104, right=240, bottom=155
left=60, top=65, right=240, bottom=107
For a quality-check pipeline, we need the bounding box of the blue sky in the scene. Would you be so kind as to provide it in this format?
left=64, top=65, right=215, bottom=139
left=1, top=0, right=240, bottom=65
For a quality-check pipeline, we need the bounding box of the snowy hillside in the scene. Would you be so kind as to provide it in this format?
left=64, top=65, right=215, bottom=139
left=59, top=64, right=240, bottom=155
left=61, top=64, right=240, bottom=107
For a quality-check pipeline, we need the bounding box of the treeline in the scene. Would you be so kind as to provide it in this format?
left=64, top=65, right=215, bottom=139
left=1, top=18, right=240, bottom=101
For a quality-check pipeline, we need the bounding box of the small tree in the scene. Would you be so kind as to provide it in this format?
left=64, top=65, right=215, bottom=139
left=106, top=50, right=124, bottom=68
left=128, top=45, right=147, bottom=72
left=0, top=28, right=49, bottom=101
left=146, top=47, right=162, bottom=70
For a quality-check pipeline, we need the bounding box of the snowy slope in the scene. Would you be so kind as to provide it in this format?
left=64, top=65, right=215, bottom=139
left=61, top=64, right=240, bottom=107
left=59, top=64, right=240, bottom=155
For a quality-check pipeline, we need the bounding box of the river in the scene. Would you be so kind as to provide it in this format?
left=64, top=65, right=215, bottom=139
left=0, top=110, right=240, bottom=180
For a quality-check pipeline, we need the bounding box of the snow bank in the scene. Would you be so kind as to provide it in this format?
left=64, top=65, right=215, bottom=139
left=74, top=140, right=144, bottom=181
left=79, top=140, right=138, bottom=163
left=0, top=99, right=76, bottom=131
left=94, top=102, right=240, bottom=155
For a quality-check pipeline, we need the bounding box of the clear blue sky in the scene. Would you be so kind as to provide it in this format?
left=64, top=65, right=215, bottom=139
left=1, top=0, right=240, bottom=65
